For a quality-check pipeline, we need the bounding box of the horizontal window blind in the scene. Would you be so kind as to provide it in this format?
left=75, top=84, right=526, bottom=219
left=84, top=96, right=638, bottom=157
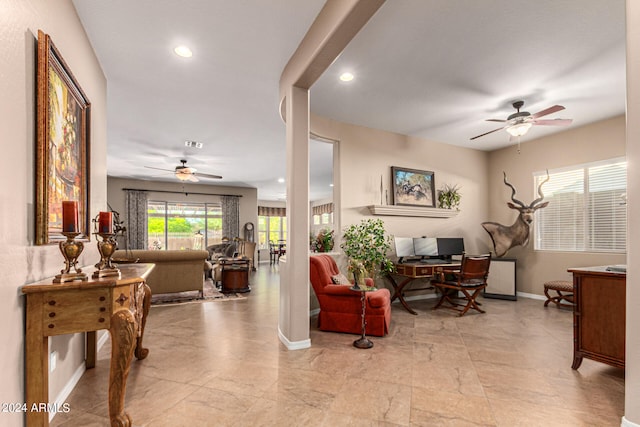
left=534, top=159, right=626, bottom=253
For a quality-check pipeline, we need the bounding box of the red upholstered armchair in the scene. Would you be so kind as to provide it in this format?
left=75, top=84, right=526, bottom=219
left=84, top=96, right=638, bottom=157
left=309, top=255, right=391, bottom=337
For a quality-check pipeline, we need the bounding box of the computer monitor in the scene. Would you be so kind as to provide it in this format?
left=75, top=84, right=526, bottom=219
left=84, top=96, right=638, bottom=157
left=394, top=237, right=415, bottom=259
left=436, top=238, right=465, bottom=259
left=413, top=237, right=438, bottom=257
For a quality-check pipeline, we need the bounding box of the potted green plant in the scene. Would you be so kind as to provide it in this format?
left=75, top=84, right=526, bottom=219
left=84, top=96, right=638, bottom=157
left=340, top=218, right=394, bottom=280
left=438, top=184, right=461, bottom=210
left=314, top=228, right=335, bottom=252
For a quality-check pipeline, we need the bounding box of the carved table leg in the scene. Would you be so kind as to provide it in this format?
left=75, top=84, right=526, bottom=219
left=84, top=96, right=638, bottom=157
left=108, top=310, right=137, bottom=427
left=135, top=283, right=151, bottom=360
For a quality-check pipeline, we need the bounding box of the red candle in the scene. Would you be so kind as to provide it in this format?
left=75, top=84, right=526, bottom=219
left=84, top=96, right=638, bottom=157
left=62, top=201, right=78, bottom=233
left=98, top=211, right=113, bottom=234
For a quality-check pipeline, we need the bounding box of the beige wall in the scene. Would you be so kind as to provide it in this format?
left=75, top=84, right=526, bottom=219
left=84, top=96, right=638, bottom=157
left=1, top=0, right=107, bottom=422
left=310, top=114, right=491, bottom=289
left=487, top=116, right=626, bottom=296
left=107, top=177, right=258, bottom=245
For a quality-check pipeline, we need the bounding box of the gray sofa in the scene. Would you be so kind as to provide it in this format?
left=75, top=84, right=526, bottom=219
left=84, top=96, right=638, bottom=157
left=113, top=249, right=211, bottom=295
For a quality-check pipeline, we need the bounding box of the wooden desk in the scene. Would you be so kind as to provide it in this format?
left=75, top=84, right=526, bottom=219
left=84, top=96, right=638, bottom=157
left=386, top=261, right=460, bottom=315
left=568, top=266, right=626, bottom=370
left=22, top=263, right=154, bottom=426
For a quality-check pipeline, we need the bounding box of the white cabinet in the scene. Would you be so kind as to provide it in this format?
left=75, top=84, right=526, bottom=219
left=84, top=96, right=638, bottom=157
left=484, top=258, right=516, bottom=300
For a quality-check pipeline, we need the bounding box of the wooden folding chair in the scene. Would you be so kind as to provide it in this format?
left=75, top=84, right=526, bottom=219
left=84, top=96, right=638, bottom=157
left=432, top=253, right=492, bottom=316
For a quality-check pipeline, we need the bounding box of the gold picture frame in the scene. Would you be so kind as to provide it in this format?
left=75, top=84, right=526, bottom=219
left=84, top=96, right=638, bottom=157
left=36, top=30, right=91, bottom=245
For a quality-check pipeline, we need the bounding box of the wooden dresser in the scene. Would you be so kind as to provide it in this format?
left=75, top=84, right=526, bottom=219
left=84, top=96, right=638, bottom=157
left=568, top=266, right=626, bottom=370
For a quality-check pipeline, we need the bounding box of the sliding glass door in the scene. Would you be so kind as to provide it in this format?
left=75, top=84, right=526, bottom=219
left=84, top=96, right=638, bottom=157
left=147, top=201, right=222, bottom=250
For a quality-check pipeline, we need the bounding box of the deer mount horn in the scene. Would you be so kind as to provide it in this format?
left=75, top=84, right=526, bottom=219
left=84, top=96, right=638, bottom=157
left=481, top=171, right=550, bottom=257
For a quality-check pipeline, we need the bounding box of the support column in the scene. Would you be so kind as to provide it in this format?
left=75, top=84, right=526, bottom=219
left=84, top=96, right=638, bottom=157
left=624, top=1, right=640, bottom=425
left=277, top=0, right=385, bottom=350
left=278, top=85, right=310, bottom=349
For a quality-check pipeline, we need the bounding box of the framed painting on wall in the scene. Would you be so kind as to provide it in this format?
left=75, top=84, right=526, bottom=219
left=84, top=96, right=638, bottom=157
left=391, top=167, right=436, bottom=207
left=35, top=30, right=91, bottom=245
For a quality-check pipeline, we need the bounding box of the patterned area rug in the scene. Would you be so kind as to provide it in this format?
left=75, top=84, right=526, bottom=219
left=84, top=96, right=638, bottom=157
left=151, top=279, right=246, bottom=306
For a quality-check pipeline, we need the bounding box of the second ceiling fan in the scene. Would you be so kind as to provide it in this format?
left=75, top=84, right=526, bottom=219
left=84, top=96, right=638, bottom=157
left=470, top=100, right=573, bottom=141
left=145, top=159, right=222, bottom=182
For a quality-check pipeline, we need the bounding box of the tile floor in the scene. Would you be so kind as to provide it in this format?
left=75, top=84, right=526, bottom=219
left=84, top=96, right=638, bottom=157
left=51, top=265, right=624, bottom=426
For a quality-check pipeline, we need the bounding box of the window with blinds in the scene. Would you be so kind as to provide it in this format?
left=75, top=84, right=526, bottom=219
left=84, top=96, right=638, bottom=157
left=533, top=158, right=627, bottom=253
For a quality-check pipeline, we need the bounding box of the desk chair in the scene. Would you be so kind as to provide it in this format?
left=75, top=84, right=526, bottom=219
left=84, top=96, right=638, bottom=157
left=432, top=253, right=491, bottom=316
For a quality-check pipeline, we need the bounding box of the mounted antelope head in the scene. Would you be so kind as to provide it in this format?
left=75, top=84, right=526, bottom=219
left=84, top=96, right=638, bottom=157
left=482, top=171, right=549, bottom=257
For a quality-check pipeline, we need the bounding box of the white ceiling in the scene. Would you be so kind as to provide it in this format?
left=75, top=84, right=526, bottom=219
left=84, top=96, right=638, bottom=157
left=72, top=0, right=626, bottom=201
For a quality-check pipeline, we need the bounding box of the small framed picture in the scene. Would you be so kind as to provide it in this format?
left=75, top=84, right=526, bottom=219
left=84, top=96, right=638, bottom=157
left=391, top=167, right=436, bottom=207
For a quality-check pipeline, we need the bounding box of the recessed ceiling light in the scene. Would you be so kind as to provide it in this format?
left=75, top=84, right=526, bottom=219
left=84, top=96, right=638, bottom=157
left=174, top=45, right=193, bottom=58
left=329, top=183, right=334, bottom=187
left=339, top=72, right=354, bottom=82
left=278, top=178, right=285, bottom=183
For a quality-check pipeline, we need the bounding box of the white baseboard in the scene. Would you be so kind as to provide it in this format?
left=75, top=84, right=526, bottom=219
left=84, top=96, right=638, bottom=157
left=516, top=291, right=546, bottom=301
left=96, top=330, right=109, bottom=350
left=49, top=362, right=85, bottom=422
left=387, top=289, right=547, bottom=302
left=401, top=293, right=438, bottom=302
left=50, top=331, right=110, bottom=422
left=622, top=416, right=640, bottom=427
left=278, top=326, right=311, bottom=350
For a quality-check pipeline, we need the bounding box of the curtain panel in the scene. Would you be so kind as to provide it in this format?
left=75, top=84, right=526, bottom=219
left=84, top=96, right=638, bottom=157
left=125, top=190, right=148, bottom=249
left=258, top=206, right=286, bottom=217
left=222, top=195, right=240, bottom=239
left=312, top=203, right=334, bottom=216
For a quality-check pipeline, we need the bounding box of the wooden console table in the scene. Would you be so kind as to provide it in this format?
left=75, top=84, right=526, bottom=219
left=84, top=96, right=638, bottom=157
left=386, top=261, right=460, bottom=315
left=568, top=266, right=626, bottom=370
left=22, top=263, right=154, bottom=426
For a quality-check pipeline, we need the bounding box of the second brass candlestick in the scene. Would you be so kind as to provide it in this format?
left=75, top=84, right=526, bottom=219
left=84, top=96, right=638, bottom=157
left=93, top=233, right=121, bottom=278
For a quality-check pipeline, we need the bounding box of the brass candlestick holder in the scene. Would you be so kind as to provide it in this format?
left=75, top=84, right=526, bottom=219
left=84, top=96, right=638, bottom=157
left=93, top=233, right=121, bottom=278
left=53, top=232, right=89, bottom=283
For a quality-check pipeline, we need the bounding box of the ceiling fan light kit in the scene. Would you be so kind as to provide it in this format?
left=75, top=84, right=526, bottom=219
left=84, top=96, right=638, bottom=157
left=176, top=171, right=196, bottom=182
left=144, top=159, right=222, bottom=182
left=506, top=122, right=532, bottom=137
left=471, top=100, right=572, bottom=141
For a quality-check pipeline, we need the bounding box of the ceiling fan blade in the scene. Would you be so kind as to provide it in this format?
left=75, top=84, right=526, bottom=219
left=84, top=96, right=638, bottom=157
left=187, top=174, right=199, bottom=182
left=531, top=105, right=565, bottom=119
left=470, top=126, right=505, bottom=140
left=533, top=118, right=573, bottom=126
left=486, top=119, right=507, bottom=123
left=195, top=172, right=223, bottom=179
left=144, top=166, right=174, bottom=173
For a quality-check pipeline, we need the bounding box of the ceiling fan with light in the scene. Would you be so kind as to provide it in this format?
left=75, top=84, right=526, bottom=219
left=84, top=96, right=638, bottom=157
left=470, top=101, right=573, bottom=140
left=144, top=159, right=222, bottom=182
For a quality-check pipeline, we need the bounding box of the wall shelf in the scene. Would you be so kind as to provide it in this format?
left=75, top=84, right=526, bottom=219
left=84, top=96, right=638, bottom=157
left=367, top=205, right=459, bottom=218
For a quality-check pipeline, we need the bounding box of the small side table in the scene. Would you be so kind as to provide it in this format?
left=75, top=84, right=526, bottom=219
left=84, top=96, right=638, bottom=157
left=350, top=284, right=376, bottom=349
left=220, top=258, right=251, bottom=293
